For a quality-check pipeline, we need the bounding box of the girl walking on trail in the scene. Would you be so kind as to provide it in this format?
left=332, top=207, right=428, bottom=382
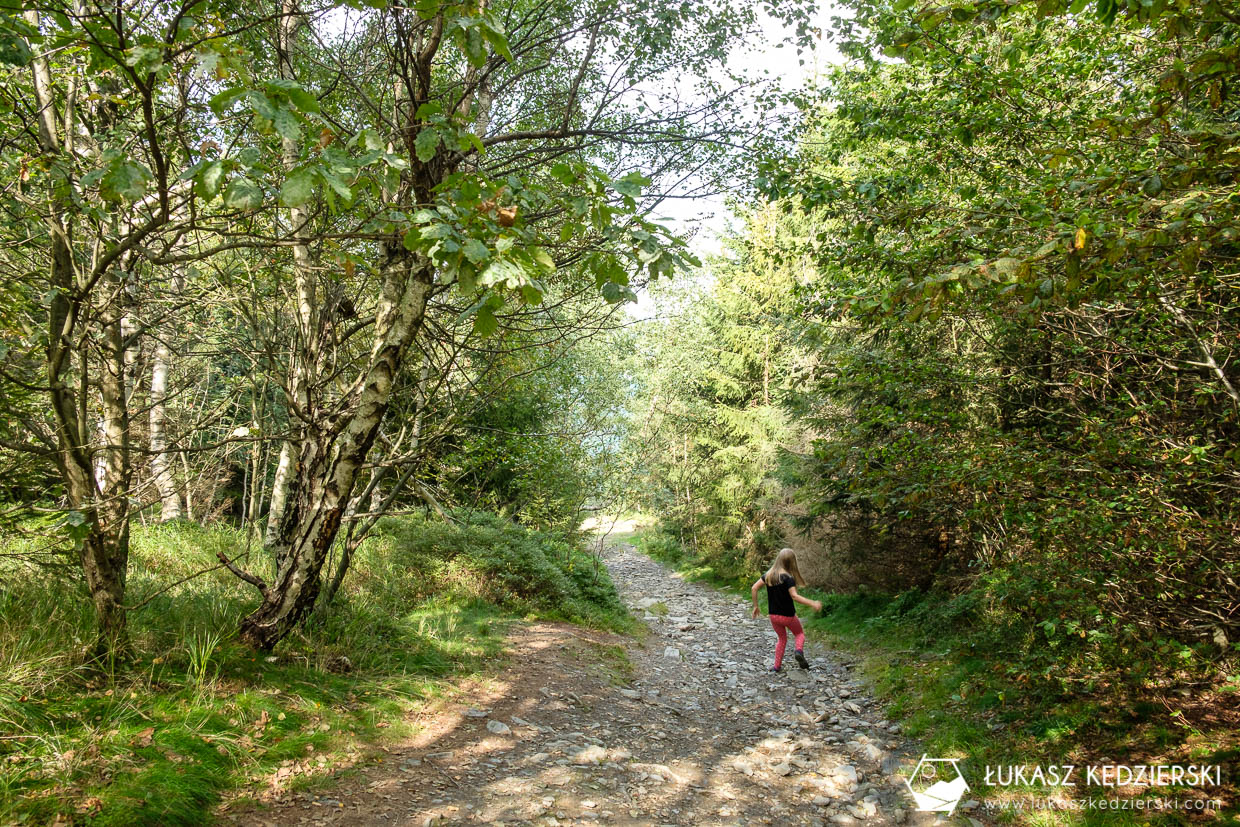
left=751, top=547, right=822, bottom=672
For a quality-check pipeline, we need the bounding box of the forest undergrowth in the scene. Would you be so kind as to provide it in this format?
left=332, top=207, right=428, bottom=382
left=0, top=515, right=629, bottom=826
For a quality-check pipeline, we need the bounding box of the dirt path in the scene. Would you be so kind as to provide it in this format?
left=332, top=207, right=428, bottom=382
left=239, top=544, right=948, bottom=827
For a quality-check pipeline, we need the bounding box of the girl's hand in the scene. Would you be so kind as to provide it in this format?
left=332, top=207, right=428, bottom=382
left=813, top=600, right=823, bottom=613
left=751, top=606, right=760, bottom=619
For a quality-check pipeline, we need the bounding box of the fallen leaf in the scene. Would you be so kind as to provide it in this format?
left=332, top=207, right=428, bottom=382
left=76, top=796, right=103, bottom=815
left=132, top=726, right=155, bottom=747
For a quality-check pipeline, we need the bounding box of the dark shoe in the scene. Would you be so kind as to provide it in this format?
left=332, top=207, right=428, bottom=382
left=770, top=666, right=782, bottom=673
left=795, top=649, right=810, bottom=669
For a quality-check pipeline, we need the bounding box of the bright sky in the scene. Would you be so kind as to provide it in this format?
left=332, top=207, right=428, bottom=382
left=635, top=3, right=845, bottom=317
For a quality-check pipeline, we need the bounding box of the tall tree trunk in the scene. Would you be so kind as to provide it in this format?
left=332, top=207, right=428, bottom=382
left=265, top=0, right=316, bottom=552
left=27, top=8, right=131, bottom=657
left=149, top=338, right=182, bottom=521
left=92, top=279, right=133, bottom=657
left=323, top=356, right=432, bottom=605
left=149, top=263, right=184, bottom=522
left=237, top=251, right=434, bottom=648
left=229, top=3, right=446, bottom=649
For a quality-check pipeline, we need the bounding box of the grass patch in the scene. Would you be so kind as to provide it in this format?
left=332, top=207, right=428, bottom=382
left=0, top=513, right=631, bottom=825
left=635, top=530, right=754, bottom=594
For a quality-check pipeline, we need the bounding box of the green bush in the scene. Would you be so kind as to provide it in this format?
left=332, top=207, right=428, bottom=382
left=373, top=511, right=629, bottom=629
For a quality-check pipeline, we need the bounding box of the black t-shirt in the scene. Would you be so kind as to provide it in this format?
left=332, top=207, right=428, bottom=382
left=765, top=573, right=796, bottom=617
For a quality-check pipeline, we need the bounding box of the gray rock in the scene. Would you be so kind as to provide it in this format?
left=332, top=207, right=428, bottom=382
left=834, top=765, right=859, bottom=784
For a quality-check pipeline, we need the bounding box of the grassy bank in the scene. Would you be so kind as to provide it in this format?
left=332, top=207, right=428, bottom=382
left=0, top=513, right=630, bottom=825
left=634, top=529, right=1239, bottom=823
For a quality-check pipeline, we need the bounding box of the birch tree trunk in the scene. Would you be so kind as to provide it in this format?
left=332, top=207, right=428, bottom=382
left=149, top=338, right=183, bottom=521
left=265, top=441, right=294, bottom=543
left=231, top=3, right=442, bottom=648
left=265, top=0, right=316, bottom=552
left=238, top=249, right=434, bottom=648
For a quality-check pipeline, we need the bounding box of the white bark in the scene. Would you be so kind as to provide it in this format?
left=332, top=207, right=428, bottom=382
left=265, top=440, right=294, bottom=542
left=149, top=338, right=182, bottom=521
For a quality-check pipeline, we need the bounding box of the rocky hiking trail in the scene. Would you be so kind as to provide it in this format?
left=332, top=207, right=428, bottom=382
left=240, top=543, right=959, bottom=827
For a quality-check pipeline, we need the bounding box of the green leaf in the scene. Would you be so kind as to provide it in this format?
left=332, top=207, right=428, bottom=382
left=531, top=247, right=556, bottom=273
left=208, top=86, right=246, bottom=116
left=357, top=128, right=384, bottom=151
left=223, top=176, right=263, bottom=210
left=101, top=161, right=150, bottom=202
left=480, top=17, right=513, bottom=62
left=457, top=131, right=485, bottom=154
left=195, top=159, right=226, bottom=200
left=415, top=127, right=440, bottom=162
left=415, top=101, right=443, bottom=119
left=281, top=166, right=318, bottom=207
left=600, top=281, right=635, bottom=304
left=549, top=163, right=576, bottom=185
left=613, top=178, right=643, bottom=198
left=472, top=305, right=498, bottom=337
left=271, top=108, right=301, bottom=142
left=462, top=238, right=490, bottom=265
left=403, top=227, right=421, bottom=251
left=0, top=31, right=32, bottom=66
left=457, top=262, right=477, bottom=293
left=247, top=90, right=279, bottom=121
left=320, top=168, right=352, bottom=202
left=125, top=43, right=163, bottom=74
left=287, top=86, right=319, bottom=113
left=460, top=25, right=487, bottom=68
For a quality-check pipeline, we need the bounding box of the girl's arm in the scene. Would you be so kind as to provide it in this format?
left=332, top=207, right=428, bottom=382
left=750, top=579, right=763, bottom=618
left=788, top=586, right=823, bottom=613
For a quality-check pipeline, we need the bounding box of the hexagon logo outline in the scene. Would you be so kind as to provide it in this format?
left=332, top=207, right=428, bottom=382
left=902, top=754, right=970, bottom=814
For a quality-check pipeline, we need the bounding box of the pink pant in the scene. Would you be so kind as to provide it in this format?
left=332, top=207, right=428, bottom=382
left=769, top=614, right=804, bottom=669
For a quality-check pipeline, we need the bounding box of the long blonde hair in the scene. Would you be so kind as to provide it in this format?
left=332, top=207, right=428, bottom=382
left=763, top=547, right=804, bottom=587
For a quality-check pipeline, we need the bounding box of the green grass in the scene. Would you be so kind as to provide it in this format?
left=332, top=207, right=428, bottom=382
left=633, top=528, right=1240, bottom=825
left=0, top=513, right=631, bottom=825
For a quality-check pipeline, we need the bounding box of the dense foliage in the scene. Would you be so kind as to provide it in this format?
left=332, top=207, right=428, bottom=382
left=634, top=0, right=1239, bottom=694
